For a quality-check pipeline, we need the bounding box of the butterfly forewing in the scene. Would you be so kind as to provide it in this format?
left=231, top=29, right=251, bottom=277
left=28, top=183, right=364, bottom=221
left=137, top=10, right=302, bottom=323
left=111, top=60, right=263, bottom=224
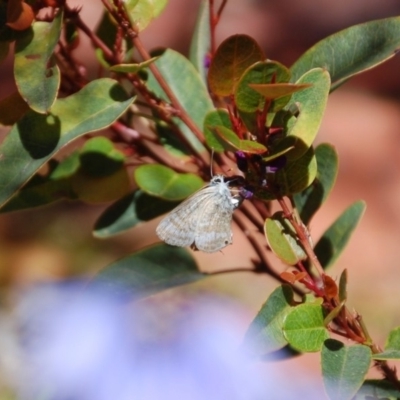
left=156, top=183, right=218, bottom=247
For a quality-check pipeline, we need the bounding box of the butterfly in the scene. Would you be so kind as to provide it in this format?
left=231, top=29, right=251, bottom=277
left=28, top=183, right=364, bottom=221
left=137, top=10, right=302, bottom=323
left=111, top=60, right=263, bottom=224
left=156, top=175, right=243, bottom=253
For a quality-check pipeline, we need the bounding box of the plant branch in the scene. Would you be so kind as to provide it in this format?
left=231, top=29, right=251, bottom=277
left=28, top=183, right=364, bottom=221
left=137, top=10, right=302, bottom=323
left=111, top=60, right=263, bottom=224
left=132, top=37, right=210, bottom=167
left=102, top=0, right=210, bottom=169
left=70, top=5, right=114, bottom=63
left=277, top=196, right=325, bottom=277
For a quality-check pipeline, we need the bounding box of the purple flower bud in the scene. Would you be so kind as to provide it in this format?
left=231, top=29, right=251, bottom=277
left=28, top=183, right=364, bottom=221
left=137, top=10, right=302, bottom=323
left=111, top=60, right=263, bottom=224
left=240, top=186, right=254, bottom=199
left=235, top=151, right=248, bottom=172
left=204, top=53, right=211, bottom=69
left=265, top=156, right=286, bottom=173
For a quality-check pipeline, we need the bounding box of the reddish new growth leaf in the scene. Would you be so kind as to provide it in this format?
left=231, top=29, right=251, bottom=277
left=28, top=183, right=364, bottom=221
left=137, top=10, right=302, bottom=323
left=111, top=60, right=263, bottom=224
left=323, top=275, right=338, bottom=300
left=7, top=0, right=34, bottom=31
left=280, top=271, right=307, bottom=284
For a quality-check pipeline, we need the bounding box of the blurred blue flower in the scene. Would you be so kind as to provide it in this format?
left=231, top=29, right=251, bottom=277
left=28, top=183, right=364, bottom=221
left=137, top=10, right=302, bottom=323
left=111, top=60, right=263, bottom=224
left=0, top=283, right=323, bottom=400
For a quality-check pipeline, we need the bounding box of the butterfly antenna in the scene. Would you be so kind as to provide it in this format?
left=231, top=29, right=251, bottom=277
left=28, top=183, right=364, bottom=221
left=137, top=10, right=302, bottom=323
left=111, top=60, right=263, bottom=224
left=210, top=148, right=215, bottom=178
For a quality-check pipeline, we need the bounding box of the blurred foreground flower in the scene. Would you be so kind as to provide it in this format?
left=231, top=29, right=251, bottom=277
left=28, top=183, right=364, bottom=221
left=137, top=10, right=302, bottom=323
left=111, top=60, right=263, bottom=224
left=0, top=284, right=323, bottom=400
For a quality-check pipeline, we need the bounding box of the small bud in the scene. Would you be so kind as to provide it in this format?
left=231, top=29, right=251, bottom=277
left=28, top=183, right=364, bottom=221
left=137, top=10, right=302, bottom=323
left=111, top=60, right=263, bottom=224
left=235, top=151, right=248, bottom=172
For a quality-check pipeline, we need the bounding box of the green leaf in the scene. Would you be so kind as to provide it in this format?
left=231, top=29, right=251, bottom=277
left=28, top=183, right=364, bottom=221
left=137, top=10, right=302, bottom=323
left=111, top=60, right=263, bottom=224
left=264, top=212, right=306, bottom=265
left=70, top=167, right=131, bottom=204
left=188, top=0, right=210, bottom=85
left=14, top=9, right=62, bottom=113
left=134, top=164, right=203, bottom=200
left=203, top=109, right=232, bottom=152
left=248, top=83, right=312, bottom=101
left=0, top=78, right=135, bottom=208
left=210, top=125, right=267, bottom=154
left=263, top=147, right=295, bottom=163
left=385, top=326, right=400, bottom=349
left=95, top=11, right=118, bottom=67
left=91, top=243, right=205, bottom=299
left=283, top=302, right=329, bottom=352
left=146, top=49, right=212, bottom=154
left=208, top=34, right=264, bottom=96
left=291, top=17, right=400, bottom=90
left=93, top=190, right=179, bottom=238
left=0, top=177, right=72, bottom=212
left=155, top=121, right=192, bottom=156
left=0, top=152, right=81, bottom=212
left=50, top=152, right=81, bottom=179
left=323, top=302, right=345, bottom=326
left=338, top=269, right=347, bottom=302
left=149, top=0, right=168, bottom=17
left=355, top=380, right=400, bottom=399
left=124, top=0, right=168, bottom=31
left=79, top=137, right=126, bottom=177
left=109, top=57, right=159, bottom=73
left=373, top=327, right=400, bottom=360
left=234, top=61, right=291, bottom=113
left=260, top=145, right=317, bottom=200
left=1, top=138, right=130, bottom=211
left=321, top=339, right=371, bottom=400
left=293, top=143, right=339, bottom=224
left=243, top=285, right=294, bottom=356
left=314, top=200, right=366, bottom=269
left=372, top=349, right=400, bottom=361
left=278, top=68, right=330, bottom=161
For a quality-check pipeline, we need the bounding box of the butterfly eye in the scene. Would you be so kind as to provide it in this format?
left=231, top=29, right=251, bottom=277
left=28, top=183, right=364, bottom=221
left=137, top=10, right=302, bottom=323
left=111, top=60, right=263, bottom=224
left=211, top=175, right=224, bottom=185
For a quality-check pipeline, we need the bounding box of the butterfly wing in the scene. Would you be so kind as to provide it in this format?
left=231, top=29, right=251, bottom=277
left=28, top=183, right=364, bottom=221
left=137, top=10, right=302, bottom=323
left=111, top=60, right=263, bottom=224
left=156, top=184, right=216, bottom=248
left=194, top=183, right=235, bottom=253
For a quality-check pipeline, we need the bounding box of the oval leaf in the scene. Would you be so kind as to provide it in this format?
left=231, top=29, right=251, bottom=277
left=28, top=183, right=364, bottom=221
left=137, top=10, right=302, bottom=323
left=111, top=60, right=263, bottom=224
left=0, top=78, right=135, bottom=208
left=14, top=10, right=63, bottom=113
left=259, top=145, right=317, bottom=200
left=93, top=190, right=179, bottom=238
left=356, top=380, right=400, bottom=399
left=208, top=34, right=264, bottom=96
left=283, top=303, right=329, bottom=352
left=293, top=143, right=339, bottom=224
left=211, top=125, right=267, bottom=154
left=124, top=0, right=153, bottom=31
left=373, top=327, right=400, bottom=360
left=314, top=200, right=366, bottom=269
left=322, top=339, right=371, bottom=400
left=71, top=168, right=130, bottom=204
left=91, top=243, right=205, bottom=300
left=264, top=212, right=306, bottom=265
left=146, top=49, right=212, bottom=154
left=291, top=17, right=400, bottom=89
left=243, top=285, right=294, bottom=356
left=188, top=0, right=210, bottom=85
left=0, top=177, right=71, bottom=213
left=248, top=83, right=312, bottom=100
left=203, top=109, right=232, bottom=152
left=79, top=137, right=126, bottom=177
left=280, top=68, right=331, bottom=161
left=134, top=164, right=203, bottom=200
left=235, top=61, right=291, bottom=113
left=109, top=57, right=159, bottom=73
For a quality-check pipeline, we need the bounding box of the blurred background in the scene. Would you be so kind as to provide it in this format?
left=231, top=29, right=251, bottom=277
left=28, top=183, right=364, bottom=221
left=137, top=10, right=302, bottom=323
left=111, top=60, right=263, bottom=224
left=1, top=0, right=400, bottom=398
